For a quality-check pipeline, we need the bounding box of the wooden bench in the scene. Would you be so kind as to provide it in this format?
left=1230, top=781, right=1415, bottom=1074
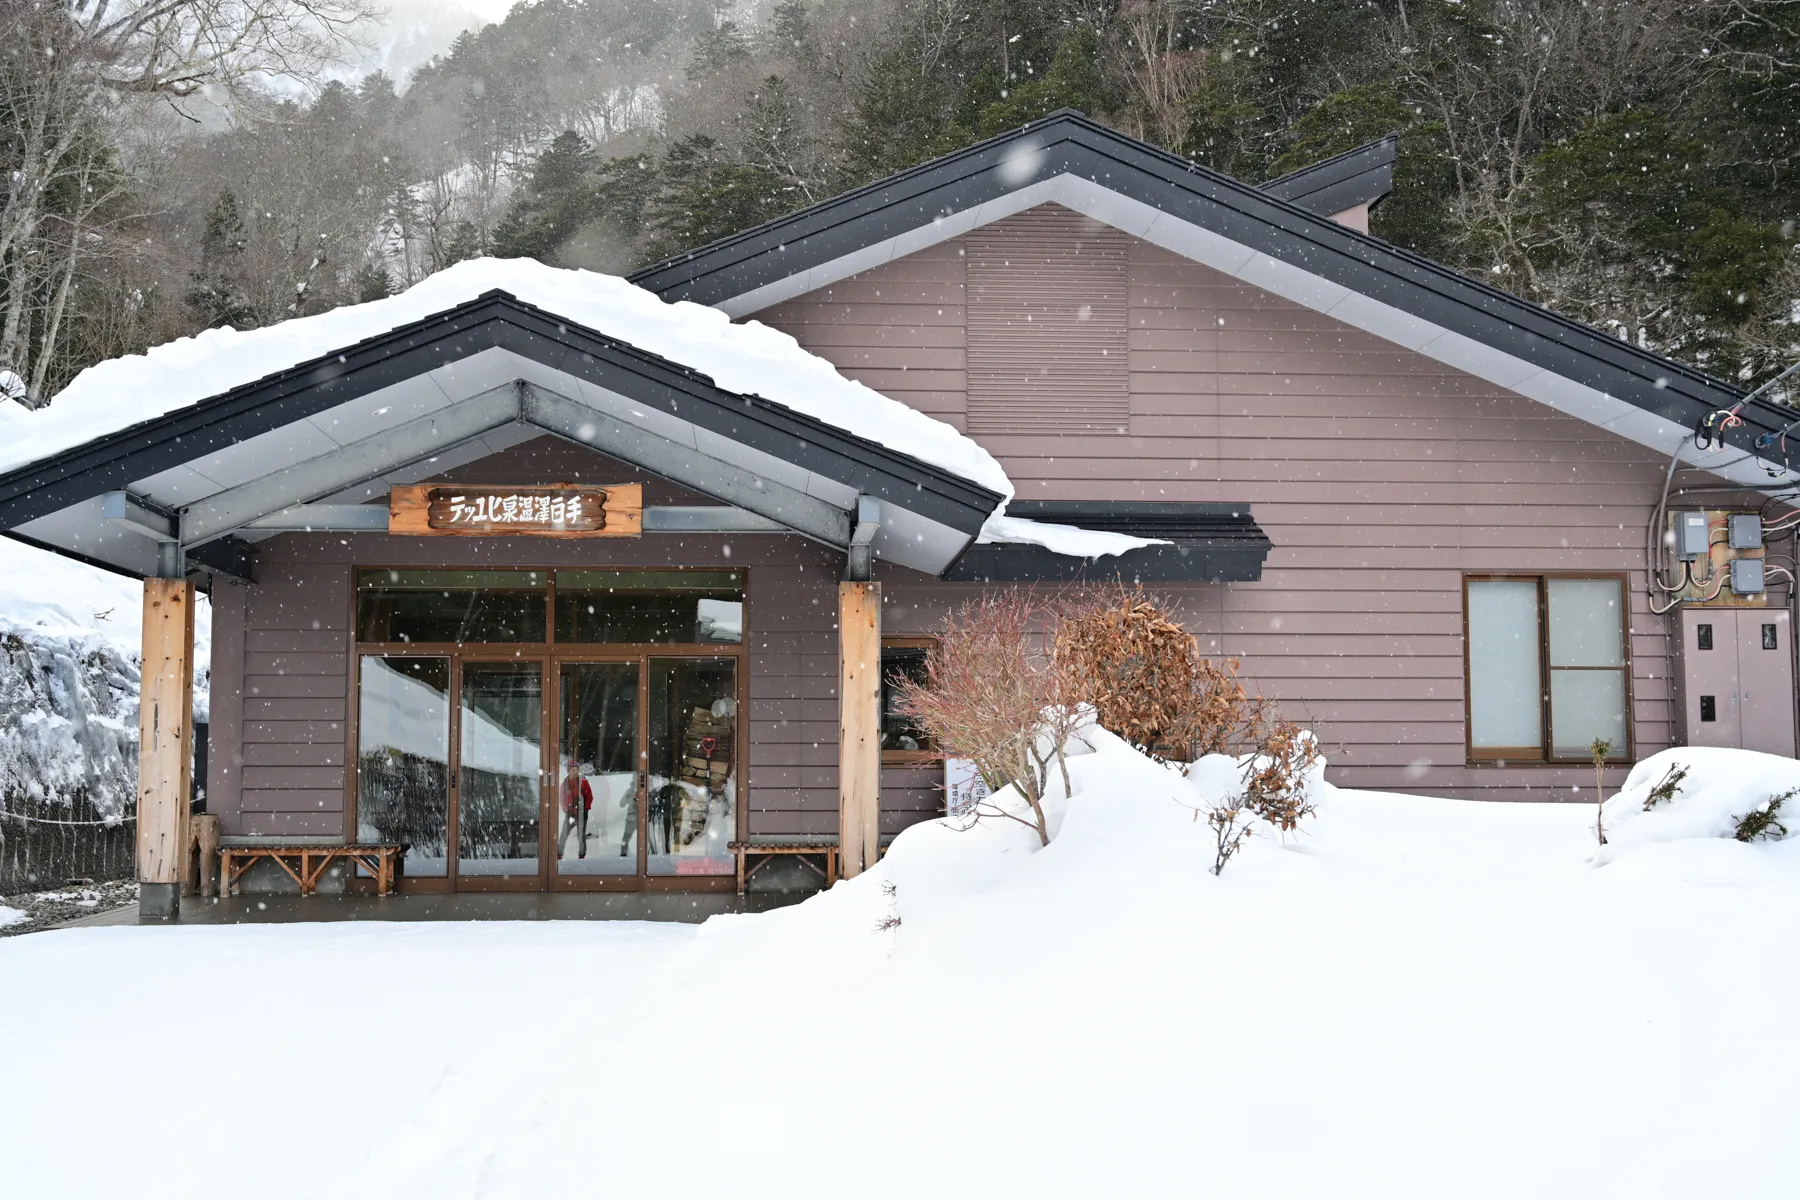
left=219, top=844, right=404, bottom=898
left=729, top=837, right=838, bottom=897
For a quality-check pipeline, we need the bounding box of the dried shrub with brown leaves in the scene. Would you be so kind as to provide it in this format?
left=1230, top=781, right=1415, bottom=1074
left=1192, top=718, right=1321, bottom=875
left=900, top=587, right=1320, bottom=864
left=1240, top=719, right=1320, bottom=833
left=1053, top=589, right=1200, bottom=752
left=1054, top=588, right=1262, bottom=759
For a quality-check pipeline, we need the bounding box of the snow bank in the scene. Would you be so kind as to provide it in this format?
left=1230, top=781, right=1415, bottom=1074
left=1600, top=745, right=1800, bottom=860
left=1, top=258, right=1012, bottom=499
left=0, top=904, right=26, bottom=927
left=8, top=734, right=1800, bottom=1197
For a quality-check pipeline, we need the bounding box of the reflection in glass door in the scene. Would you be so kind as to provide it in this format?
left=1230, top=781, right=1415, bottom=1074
left=647, top=658, right=737, bottom=877
left=355, top=656, right=451, bottom=876
left=557, top=662, right=640, bottom=877
left=457, top=662, right=544, bottom=879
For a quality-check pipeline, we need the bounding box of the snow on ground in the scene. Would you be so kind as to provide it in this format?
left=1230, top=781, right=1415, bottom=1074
left=4, top=733, right=1798, bottom=1198
left=0, top=258, right=1012, bottom=498
left=0, top=903, right=26, bottom=927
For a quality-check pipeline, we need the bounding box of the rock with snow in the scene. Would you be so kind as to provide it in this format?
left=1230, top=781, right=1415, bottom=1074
left=0, top=538, right=210, bottom=817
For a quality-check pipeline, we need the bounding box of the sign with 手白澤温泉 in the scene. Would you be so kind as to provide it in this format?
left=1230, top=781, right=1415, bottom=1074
left=387, top=483, right=643, bottom=537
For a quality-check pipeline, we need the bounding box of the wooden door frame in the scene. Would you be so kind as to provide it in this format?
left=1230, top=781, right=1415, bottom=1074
left=450, top=653, right=551, bottom=893
left=346, top=564, right=749, bottom=894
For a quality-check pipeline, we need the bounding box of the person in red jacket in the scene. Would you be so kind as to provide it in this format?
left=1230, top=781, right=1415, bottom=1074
left=558, top=759, right=594, bottom=859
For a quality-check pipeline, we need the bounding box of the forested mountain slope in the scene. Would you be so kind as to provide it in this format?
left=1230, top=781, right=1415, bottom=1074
left=3, top=0, right=1794, bottom=413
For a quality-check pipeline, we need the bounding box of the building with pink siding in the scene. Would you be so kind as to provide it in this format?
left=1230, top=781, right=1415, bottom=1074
left=2, top=113, right=1793, bottom=916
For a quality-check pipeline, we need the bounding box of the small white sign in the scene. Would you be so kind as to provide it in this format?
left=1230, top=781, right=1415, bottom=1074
left=945, top=758, right=990, bottom=818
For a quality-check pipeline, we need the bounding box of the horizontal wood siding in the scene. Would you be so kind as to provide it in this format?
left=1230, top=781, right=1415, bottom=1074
left=233, top=559, right=351, bottom=837
left=757, top=202, right=1704, bottom=802
left=205, top=574, right=247, bottom=823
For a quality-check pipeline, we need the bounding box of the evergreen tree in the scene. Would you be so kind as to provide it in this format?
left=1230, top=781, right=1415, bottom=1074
left=493, top=131, right=600, bottom=263
left=1267, top=83, right=1455, bottom=261
left=765, top=0, right=812, bottom=54
left=186, top=191, right=255, bottom=330
left=352, top=263, right=396, bottom=303
left=689, top=20, right=751, bottom=78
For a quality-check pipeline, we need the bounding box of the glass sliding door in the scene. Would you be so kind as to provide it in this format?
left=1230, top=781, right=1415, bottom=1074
left=646, top=657, right=738, bottom=877
left=556, top=662, right=640, bottom=877
left=356, top=656, right=451, bottom=876
left=457, top=662, right=545, bottom=879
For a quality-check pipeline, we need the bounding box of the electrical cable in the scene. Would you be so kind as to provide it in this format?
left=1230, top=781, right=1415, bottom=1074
left=1748, top=361, right=1800, bottom=448
left=1649, top=562, right=1695, bottom=614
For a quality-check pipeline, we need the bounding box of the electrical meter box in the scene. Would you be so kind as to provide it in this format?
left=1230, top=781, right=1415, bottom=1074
left=1676, top=609, right=1796, bottom=756
left=1731, top=558, right=1766, bottom=594
left=1675, top=511, right=1710, bottom=560
left=1729, top=513, right=1764, bottom=549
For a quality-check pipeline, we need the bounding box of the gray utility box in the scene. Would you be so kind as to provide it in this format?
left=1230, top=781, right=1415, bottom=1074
left=1731, top=558, right=1766, bottom=595
left=1729, top=513, right=1764, bottom=549
left=1675, top=608, right=1796, bottom=756
left=1675, top=511, right=1710, bottom=560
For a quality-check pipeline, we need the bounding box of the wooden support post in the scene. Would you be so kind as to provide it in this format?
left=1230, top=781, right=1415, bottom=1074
left=838, top=581, right=881, bottom=879
left=137, top=577, right=196, bottom=920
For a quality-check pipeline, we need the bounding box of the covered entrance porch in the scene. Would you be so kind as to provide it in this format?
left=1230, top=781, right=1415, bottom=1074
left=0, top=273, right=1014, bottom=918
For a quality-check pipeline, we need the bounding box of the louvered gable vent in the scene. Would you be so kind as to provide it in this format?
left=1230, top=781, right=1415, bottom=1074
left=965, top=206, right=1129, bottom=436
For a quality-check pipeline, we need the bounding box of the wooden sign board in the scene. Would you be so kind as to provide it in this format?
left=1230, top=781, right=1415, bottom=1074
left=388, top=483, right=643, bottom=537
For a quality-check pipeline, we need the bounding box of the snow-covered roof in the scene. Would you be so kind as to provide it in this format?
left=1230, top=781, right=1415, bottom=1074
left=3, top=258, right=1010, bottom=497
left=0, top=259, right=1269, bottom=582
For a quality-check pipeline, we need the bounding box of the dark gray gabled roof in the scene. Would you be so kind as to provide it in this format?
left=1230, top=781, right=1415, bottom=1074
left=944, top=502, right=1272, bottom=583
left=628, top=111, right=1793, bottom=477
left=0, top=291, right=1002, bottom=534
left=1258, top=135, right=1396, bottom=216
left=0, top=290, right=1005, bottom=579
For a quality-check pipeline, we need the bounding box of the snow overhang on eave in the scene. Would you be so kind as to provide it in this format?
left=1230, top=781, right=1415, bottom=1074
left=945, top=502, right=1272, bottom=583
left=630, top=112, right=1795, bottom=493
left=0, top=291, right=1005, bottom=581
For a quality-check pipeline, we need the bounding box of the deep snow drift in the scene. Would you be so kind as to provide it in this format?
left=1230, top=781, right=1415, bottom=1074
left=4, top=733, right=1798, bottom=1199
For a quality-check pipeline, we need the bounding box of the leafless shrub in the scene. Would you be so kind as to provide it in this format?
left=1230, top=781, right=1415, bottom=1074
left=1201, top=793, right=1255, bottom=877
left=894, top=589, right=1084, bottom=847
left=874, top=881, right=902, bottom=932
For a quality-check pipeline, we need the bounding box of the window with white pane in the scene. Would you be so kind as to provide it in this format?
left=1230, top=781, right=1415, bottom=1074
left=1465, top=576, right=1629, bottom=761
